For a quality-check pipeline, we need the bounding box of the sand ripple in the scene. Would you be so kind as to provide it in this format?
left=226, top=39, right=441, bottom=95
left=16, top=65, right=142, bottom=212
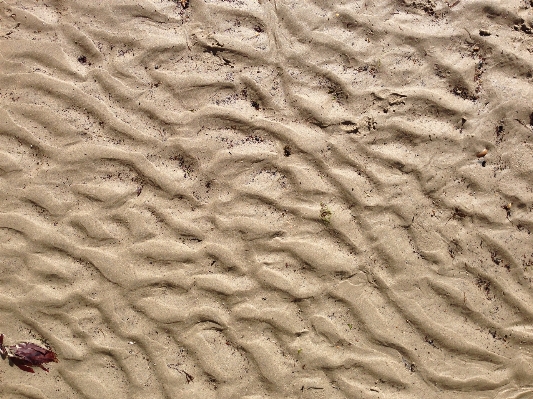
left=1, top=0, right=533, bottom=397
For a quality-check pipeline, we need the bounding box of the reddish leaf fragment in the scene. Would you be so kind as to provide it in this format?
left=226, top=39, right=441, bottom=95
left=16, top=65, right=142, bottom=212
left=1, top=334, right=58, bottom=373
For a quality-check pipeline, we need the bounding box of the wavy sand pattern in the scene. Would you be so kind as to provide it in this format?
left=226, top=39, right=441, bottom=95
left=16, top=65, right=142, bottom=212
left=1, top=0, right=533, bottom=397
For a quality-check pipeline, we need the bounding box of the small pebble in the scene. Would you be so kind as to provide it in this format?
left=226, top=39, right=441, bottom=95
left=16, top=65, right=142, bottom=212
left=476, top=148, right=488, bottom=158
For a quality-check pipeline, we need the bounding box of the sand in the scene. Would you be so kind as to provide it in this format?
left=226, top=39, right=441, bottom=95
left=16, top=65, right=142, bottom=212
left=1, top=0, right=533, bottom=397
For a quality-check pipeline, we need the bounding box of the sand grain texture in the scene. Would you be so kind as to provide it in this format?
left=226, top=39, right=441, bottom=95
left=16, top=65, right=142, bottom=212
left=1, top=0, right=533, bottom=398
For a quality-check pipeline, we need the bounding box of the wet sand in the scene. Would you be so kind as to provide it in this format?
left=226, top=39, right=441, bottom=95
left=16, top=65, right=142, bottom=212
left=1, top=0, right=533, bottom=398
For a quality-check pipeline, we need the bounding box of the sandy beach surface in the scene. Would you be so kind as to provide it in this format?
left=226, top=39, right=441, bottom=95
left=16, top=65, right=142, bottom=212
left=1, top=0, right=533, bottom=397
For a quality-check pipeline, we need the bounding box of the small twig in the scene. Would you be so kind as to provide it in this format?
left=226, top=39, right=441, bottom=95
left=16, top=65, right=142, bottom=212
left=180, top=369, right=194, bottom=383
